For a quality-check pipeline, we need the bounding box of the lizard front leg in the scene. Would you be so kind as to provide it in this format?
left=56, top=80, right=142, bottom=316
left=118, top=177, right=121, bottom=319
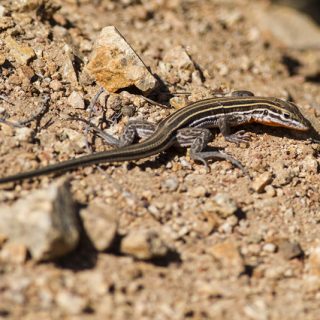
left=176, top=127, right=246, bottom=174
left=217, top=117, right=251, bottom=146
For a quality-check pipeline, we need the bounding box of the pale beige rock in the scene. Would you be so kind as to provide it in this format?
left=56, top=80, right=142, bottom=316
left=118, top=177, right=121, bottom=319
left=0, top=179, right=80, bottom=261
left=55, top=290, right=88, bottom=315
left=121, top=229, right=169, bottom=260
left=86, top=26, right=158, bottom=93
left=67, top=91, right=85, bottom=109
left=61, top=44, right=78, bottom=86
left=80, top=202, right=118, bottom=251
left=0, top=242, right=28, bottom=264
left=161, top=46, right=199, bottom=85
left=169, top=96, right=188, bottom=109
left=0, top=4, right=6, bottom=17
left=306, top=244, right=320, bottom=276
left=5, top=36, right=36, bottom=64
left=15, top=127, right=33, bottom=143
left=301, top=154, right=318, bottom=174
left=252, top=172, right=273, bottom=193
left=208, top=241, right=245, bottom=276
left=203, top=193, right=238, bottom=218
left=163, top=46, right=195, bottom=71
left=59, top=128, right=87, bottom=151
left=276, top=239, right=303, bottom=260
left=49, top=79, right=62, bottom=91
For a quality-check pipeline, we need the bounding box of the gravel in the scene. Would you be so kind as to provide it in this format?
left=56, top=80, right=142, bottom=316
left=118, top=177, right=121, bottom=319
left=0, top=0, right=320, bottom=319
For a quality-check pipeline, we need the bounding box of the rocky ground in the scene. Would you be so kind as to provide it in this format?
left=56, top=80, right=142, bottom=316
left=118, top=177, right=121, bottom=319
left=1, top=0, right=320, bottom=319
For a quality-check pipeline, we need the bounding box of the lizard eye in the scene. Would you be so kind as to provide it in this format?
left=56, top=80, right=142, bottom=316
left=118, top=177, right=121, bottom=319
left=283, top=113, right=290, bottom=119
left=263, top=110, right=268, bottom=116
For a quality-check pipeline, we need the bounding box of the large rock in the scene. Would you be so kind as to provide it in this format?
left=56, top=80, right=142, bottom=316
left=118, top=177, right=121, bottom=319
left=80, top=202, right=118, bottom=251
left=0, top=179, right=80, bottom=261
left=86, top=26, right=158, bottom=93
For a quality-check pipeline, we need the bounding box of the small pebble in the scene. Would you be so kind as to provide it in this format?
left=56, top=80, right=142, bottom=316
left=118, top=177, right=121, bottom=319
left=277, top=239, right=303, bottom=260
left=265, top=185, right=276, bottom=197
left=56, top=290, right=88, bottom=315
left=162, top=177, right=179, bottom=192
left=252, top=172, right=272, bottom=193
left=208, top=241, right=245, bottom=276
left=121, top=104, right=136, bottom=117
left=302, top=154, right=318, bottom=174
left=67, top=91, right=85, bottom=109
left=208, top=193, right=238, bottom=218
left=121, top=229, right=169, bottom=260
left=169, top=96, right=188, bottom=109
left=262, top=243, right=277, bottom=253
left=49, top=79, right=62, bottom=91
left=191, top=186, right=207, bottom=198
left=15, top=127, right=33, bottom=142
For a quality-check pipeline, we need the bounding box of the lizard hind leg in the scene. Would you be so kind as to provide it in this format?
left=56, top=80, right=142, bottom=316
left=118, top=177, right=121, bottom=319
left=85, top=119, right=157, bottom=148
left=231, top=90, right=255, bottom=97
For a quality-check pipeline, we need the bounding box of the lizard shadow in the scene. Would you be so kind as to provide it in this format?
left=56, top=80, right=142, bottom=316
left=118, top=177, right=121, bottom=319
left=126, top=145, right=227, bottom=172
left=54, top=202, right=181, bottom=270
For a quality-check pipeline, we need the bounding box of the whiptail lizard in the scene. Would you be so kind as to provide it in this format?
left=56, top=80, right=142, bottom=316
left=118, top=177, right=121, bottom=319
left=0, top=91, right=310, bottom=184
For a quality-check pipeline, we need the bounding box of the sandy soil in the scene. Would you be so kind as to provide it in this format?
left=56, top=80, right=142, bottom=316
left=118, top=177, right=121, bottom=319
left=0, top=0, right=320, bottom=319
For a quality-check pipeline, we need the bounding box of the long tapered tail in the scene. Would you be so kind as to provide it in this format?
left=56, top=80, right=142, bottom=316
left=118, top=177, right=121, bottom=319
left=0, top=136, right=174, bottom=184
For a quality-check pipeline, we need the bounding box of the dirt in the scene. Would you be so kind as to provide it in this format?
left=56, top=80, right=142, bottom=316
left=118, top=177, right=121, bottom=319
left=1, top=0, right=320, bottom=319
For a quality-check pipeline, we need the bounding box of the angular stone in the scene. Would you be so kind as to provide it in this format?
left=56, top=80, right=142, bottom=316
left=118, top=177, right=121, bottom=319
left=0, top=179, right=80, bottom=261
left=163, top=46, right=195, bottom=71
left=252, top=172, right=273, bottom=193
left=80, top=202, right=118, bottom=251
left=276, top=239, right=303, bottom=260
left=86, top=26, right=158, bottom=93
left=61, top=44, right=78, bottom=87
left=67, top=91, right=85, bottom=109
left=208, top=241, right=245, bottom=276
left=121, top=229, right=169, bottom=260
left=204, top=193, right=238, bottom=218
left=5, top=36, right=36, bottom=65
left=0, top=5, right=6, bottom=17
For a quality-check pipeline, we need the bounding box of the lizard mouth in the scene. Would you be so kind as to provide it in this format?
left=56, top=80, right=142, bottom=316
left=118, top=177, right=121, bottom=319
left=256, top=119, right=309, bottom=131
